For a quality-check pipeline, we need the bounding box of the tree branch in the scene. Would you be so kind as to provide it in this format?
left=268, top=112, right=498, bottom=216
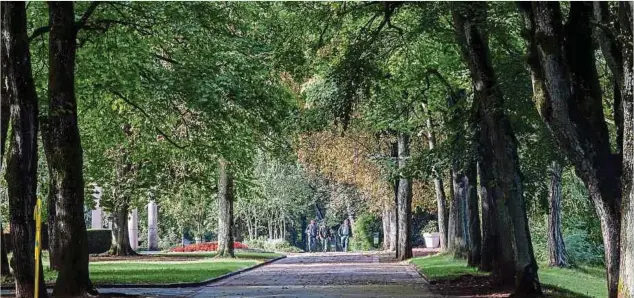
left=76, top=2, right=101, bottom=32
left=29, top=2, right=101, bottom=42
left=152, top=53, right=181, bottom=65
left=29, top=26, right=50, bottom=43
left=110, top=90, right=188, bottom=149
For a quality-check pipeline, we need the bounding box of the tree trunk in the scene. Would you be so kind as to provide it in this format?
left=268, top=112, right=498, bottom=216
left=547, top=161, right=568, bottom=267
left=0, top=223, right=8, bottom=277
left=390, top=139, right=400, bottom=257
left=0, top=38, right=10, bottom=276
left=388, top=203, right=397, bottom=252
left=268, top=218, right=273, bottom=240
left=620, top=78, right=633, bottom=297
left=477, top=162, right=497, bottom=272
left=466, top=163, right=481, bottom=267
left=476, top=101, right=515, bottom=284
left=453, top=3, right=541, bottom=295
left=42, top=123, right=60, bottom=269
left=109, top=203, right=136, bottom=256
left=1, top=2, right=47, bottom=296
left=520, top=3, right=625, bottom=296
left=422, top=102, right=448, bottom=250
left=46, top=2, right=96, bottom=296
left=382, top=199, right=391, bottom=251
left=618, top=3, right=634, bottom=297
left=217, top=158, right=235, bottom=258
left=46, top=199, right=60, bottom=270
left=448, top=169, right=468, bottom=258
left=396, top=132, right=413, bottom=261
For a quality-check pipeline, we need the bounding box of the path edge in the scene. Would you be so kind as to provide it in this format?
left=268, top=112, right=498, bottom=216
left=98, top=254, right=287, bottom=289
left=410, top=263, right=432, bottom=284
left=0, top=255, right=286, bottom=290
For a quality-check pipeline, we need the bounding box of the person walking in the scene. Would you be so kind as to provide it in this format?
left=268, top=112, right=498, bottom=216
left=305, top=219, right=318, bottom=252
left=338, top=218, right=352, bottom=252
left=318, top=222, right=330, bottom=252
left=330, top=227, right=338, bottom=251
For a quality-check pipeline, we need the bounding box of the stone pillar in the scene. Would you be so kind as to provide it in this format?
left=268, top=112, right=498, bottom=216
left=128, top=209, right=138, bottom=250
left=91, top=199, right=102, bottom=229
left=148, top=201, right=159, bottom=250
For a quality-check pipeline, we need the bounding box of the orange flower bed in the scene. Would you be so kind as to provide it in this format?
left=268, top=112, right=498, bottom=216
left=170, top=241, right=248, bottom=252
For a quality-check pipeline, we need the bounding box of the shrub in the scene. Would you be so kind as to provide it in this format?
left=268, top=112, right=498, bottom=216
left=87, top=229, right=112, bottom=254
left=3, top=224, right=49, bottom=251
left=169, top=241, right=248, bottom=252
left=564, top=230, right=605, bottom=265
left=159, top=227, right=182, bottom=251
left=421, top=220, right=438, bottom=235
left=350, top=213, right=380, bottom=251
left=244, top=238, right=303, bottom=253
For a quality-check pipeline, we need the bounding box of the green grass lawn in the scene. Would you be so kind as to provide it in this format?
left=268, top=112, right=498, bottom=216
left=411, top=254, right=608, bottom=298
left=42, top=259, right=258, bottom=285
left=161, top=251, right=283, bottom=260
left=4, top=250, right=282, bottom=286
left=410, top=254, right=486, bottom=280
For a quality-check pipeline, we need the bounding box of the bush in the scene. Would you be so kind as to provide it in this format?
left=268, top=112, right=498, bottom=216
left=169, top=241, right=248, bottom=252
left=244, top=238, right=303, bottom=253
left=350, top=213, right=381, bottom=251
left=159, top=227, right=182, bottom=251
left=564, top=230, right=605, bottom=265
left=87, top=229, right=112, bottom=254
left=3, top=224, right=49, bottom=251
left=421, top=220, right=438, bottom=235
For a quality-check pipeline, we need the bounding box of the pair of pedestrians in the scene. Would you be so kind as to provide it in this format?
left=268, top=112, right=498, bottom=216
left=305, top=219, right=352, bottom=252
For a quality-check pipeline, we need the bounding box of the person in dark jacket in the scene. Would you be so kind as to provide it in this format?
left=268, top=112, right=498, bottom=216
left=337, top=219, right=352, bottom=252
left=305, top=219, right=318, bottom=252
left=318, top=222, right=330, bottom=252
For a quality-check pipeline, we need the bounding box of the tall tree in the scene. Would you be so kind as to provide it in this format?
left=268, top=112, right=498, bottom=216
left=620, top=56, right=634, bottom=298
left=465, top=162, right=481, bottom=267
left=547, top=161, right=568, bottom=267
left=617, top=2, right=634, bottom=296
left=45, top=2, right=95, bottom=295
left=422, top=102, right=448, bottom=250
left=452, top=2, right=541, bottom=295
left=217, top=158, right=235, bottom=258
left=0, top=11, right=11, bottom=275
left=1, top=2, right=47, bottom=296
left=477, top=161, right=498, bottom=273
left=448, top=169, right=468, bottom=257
left=396, top=132, right=412, bottom=260
left=519, top=2, right=632, bottom=296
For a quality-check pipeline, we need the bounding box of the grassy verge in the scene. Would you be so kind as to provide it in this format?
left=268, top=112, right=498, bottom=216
left=4, top=250, right=282, bottom=286
left=411, top=254, right=607, bottom=298
left=410, top=254, right=485, bottom=280
left=160, top=251, right=283, bottom=260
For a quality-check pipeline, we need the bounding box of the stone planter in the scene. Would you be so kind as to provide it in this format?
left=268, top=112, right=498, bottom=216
left=423, top=232, right=440, bottom=248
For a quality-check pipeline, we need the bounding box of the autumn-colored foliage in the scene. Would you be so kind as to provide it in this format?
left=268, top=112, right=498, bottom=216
left=169, top=241, right=248, bottom=252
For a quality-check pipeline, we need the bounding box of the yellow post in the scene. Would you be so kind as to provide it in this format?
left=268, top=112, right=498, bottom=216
left=34, top=197, right=42, bottom=298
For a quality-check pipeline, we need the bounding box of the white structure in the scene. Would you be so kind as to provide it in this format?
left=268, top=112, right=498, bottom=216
left=128, top=209, right=138, bottom=250
left=148, top=201, right=159, bottom=250
left=91, top=186, right=103, bottom=229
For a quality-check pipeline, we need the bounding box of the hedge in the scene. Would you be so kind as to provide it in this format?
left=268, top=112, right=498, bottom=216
left=87, top=229, right=112, bottom=254
left=2, top=224, right=49, bottom=251
left=3, top=227, right=110, bottom=254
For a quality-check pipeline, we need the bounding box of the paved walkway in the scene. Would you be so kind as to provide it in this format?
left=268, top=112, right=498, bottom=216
left=98, top=252, right=436, bottom=297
